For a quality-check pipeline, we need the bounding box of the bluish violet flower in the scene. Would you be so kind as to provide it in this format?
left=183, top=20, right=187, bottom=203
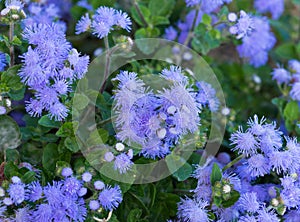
left=82, top=172, right=92, bottom=182
left=284, top=210, right=300, bottom=221
left=115, top=10, right=132, bottom=32
left=195, top=81, right=220, bottom=112
left=30, top=204, right=53, bottom=222
left=164, top=26, right=177, bottom=41
left=237, top=17, right=276, bottom=67
left=94, top=180, right=105, bottom=190
left=8, top=182, right=25, bottom=205
left=114, top=153, right=134, bottom=174
left=61, top=167, right=73, bottom=177
left=0, top=106, right=6, bottom=115
left=63, top=177, right=82, bottom=196
left=77, top=0, right=93, bottom=10
left=43, top=181, right=64, bottom=206
left=26, top=181, right=43, bottom=202
left=185, top=0, right=201, bottom=7
left=177, top=197, right=210, bottom=222
left=237, top=192, right=260, bottom=213
left=15, top=207, right=30, bottom=222
left=257, top=207, right=280, bottom=222
left=290, top=82, right=300, bottom=101
left=245, top=154, right=270, bottom=177
left=98, top=185, right=123, bottom=210
left=229, top=10, right=254, bottom=39
left=89, top=200, right=100, bottom=210
left=254, top=0, right=284, bottom=19
left=230, top=127, right=258, bottom=156
left=289, top=59, right=300, bottom=73
left=239, top=215, right=257, bottom=222
left=75, top=13, right=91, bottom=34
left=271, top=67, right=291, bottom=84
left=0, top=52, right=7, bottom=71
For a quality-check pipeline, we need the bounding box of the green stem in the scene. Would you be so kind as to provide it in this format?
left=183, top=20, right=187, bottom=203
left=183, top=4, right=201, bottom=47
left=100, top=36, right=111, bottom=93
left=222, top=154, right=244, bottom=172
left=134, top=0, right=148, bottom=27
left=9, top=22, right=14, bottom=66
left=129, top=191, right=150, bottom=215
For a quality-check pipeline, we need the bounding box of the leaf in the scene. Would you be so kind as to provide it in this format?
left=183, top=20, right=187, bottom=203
left=38, top=115, right=61, bottom=128
left=64, top=137, right=80, bottom=153
left=222, top=190, right=240, bottom=208
left=5, top=149, right=19, bottom=162
left=0, top=115, right=21, bottom=150
left=21, top=171, right=36, bottom=183
left=42, top=143, right=59, bottom=172
left=283, top=101, right=299, bottom=122
left=1, top=65, right=23, bottom=91
left=275, top=43, right=297, bottom=60
left=73, top=94, right=90, bottom=110
left=172, top=162, right=193, bottom=181
left=56, top=122, right=78, bottom=137
left=151, top=16, right=169, bottom=26
left=11, top=36, right=22, bottom=46
left=135, top=30, right=160, bottom=54
left=202, top=14, right=212, bottom=26
left=131, top=4, right=151, bottom=26
left=210, top=163, right=222, bottom=185
left=127, top=209, right=143, bottom=222
left=213, top=196, right=222, bottom=207
left=4, top=161, right=20, bottom=178
left=149, top=0, right=175, bottom=17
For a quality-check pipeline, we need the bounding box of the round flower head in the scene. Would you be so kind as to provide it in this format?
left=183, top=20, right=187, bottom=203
left=82, top=172, right=92, bottom=182
left=271, top=67, right=291, bottom=84
left=0, top=106, right=6, bottom=115
left=8, top=182, right=25, bottom=204
left=289, top=59, right=300, bottom=73
left=229, top=10, right=254, bottom=39
left=177, top=197, right=210, bottom=222
left=94, top=180, right=105, bottom=190
left=104, top=151, right=115, bottom=162
left=11, top=176, right=21, bottom=184
left=0, top=52, right=7, bottom=71
left=89, top=200, right=100, bottom=210
left=76, top=13, right=91, bottom=34
left=63, top=177, right=82, bottom=196
left=78, top=187, right=87, bottom=197
left=3, top=197, right=13, bottom=206
left=164, top=26, right=177, bottom=41
left=61, top=167, right=73, bottom=177
left=290, top=82, right=300, bottom=101
left=254, top=0, right=284, bottom=20
left=26, top=181, right=43, bottom=202
left=245, top=154, right=270, bottom=177
left=237, top=192, right=260, bottom=213
left=98, top=185, right=123, bottom=210
left=114, top=153, right=133, bottom=174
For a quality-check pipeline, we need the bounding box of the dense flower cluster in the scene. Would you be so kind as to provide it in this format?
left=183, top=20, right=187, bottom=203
left=254, top=0, right=284, bottom=20
left=0, top=169, right=123, bottom=221
left=271, top=59, right=300, bottom=101
left=230, top=11, right=276, bottom=67
left=76, top=6, right=132, bottom=39
left=113, top=66, right=219, bottom=160
left=19, top=23, right=89, bottom=120
left=0, top=52, right=7, bottom=72
left=174, top=115, right=300, bottom=221
left=185, top=0, right=232, bottom=13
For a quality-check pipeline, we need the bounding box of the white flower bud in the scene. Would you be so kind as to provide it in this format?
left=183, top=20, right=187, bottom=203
left=167, top=106, right=177, bottom=115
left=0, top=187, right=5, bottom=197
left=222, top=184, right=231, bottom=194
left=271, top=198, right=279, bottom=207
left=12, top=14, right=19, bottom=20
left=1, top=8, right=10, bottom=16
left=115, top=142, right=125, bottom=151
left=157, top=128, right=167, bottom=139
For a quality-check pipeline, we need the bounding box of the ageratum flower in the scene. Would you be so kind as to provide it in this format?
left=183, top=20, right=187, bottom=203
left=254, top=0, right=284, bottom=20
left=98, top=185, right=123, bottom=210
left=237, top=192, right=260, bottom=213
left=229, top=10, right=254, bottom=39
left=271, top=67, right=291, bottom=84
left=76, top=6, right=131, bottom=39
left=0, top=52, right=7, bottom=71
left=177, top=197, right=210, bottom=222
left=8, top=182, right=25, bottom=205
left=237, top=16, right=276, bottom=67
left=26, top=181, right=43, bottom=202
left=185, top=0, right=232, bottom=13
left=114, top=153, right=134, bottom=174
left=195, top=81, right=220, bottom=112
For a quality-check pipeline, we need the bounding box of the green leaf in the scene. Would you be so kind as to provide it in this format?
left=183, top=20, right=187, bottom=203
left=172, top=162, right=192, bottom=181
left=151, top=16, right=169, bottom=26
left=64, top=137, right=80, bottom=153
left=5, top=149, right=19, bottom=162
left=213, top=196, right=222, bottom=207
left=38, top=115, right=61, bottom=128
left=210, top=163, right=222, bottom=185
left=42, top=143, right=59, bottom=172
left=135, top=29, right=160, bottom=54
left=1, top=65, right=23, bottom=91
left=56, top=122, right=78, bottom=137
left=4, top=161, right=20, bottom=178
left=149, top=0, right=174, bottom=17
left=0, top=115, right=21, bottom=150
left=283, top=101, right=299, bottom=122
left=202, top=14, right=212, bottom=26
left=11, top=36, right=22, bottom=46
left=131, top=4, right=151, bottom=26
left=21, top=171, right=36, bottom=183
left=127, top=209, right=143, bottom=222
left=73, top=94, right=90, bottom=110
left=222, top=190, right=240, bottom=208
left=272, top=97, right=286, bottom=115
left=8, top=87, right=25, bottom=101
left=275, top=43, right=297, bottom=60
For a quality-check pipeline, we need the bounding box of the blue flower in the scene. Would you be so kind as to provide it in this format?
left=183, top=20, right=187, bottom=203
left=254, top=0, right=284, bottom=19
left=238, top=215, right=257, bottom=222
left=26, top=181, right=43, bottom=202
left=63, top=177, right=82, bottom=196
left=164, top=26, right=177, bottom=41
left=271, top=67, right=291, bottom=84
left=82, top=172, right=92, bottom=182
left=237, top=192, right=260, bottom=213
left=0, top=52, right=7, bottom=71
left=257, top=207, right=280, bottom=222
left=177, top=197, right=210, bottom=222
left=195, top=81, right=220, bottom=112
left=289, top=59, right=300, bottom=73
left=8, top=182, right=25, bottom=205
left=229, top=10, right=254, bottom=39
left=114, top=153, right=133, bottom=174
left=61, top=167, right=73, bottom=177
left=76, top=13, right=91, bottom=34
left=30, top=204, right=53, bottom=222
left=244, top=154, right=270, bottom=177
left=89, top=200, right=100, bottom=210
left=98, top=185, right=123, bottom=210
left=290, top=82, right=300, bottom=101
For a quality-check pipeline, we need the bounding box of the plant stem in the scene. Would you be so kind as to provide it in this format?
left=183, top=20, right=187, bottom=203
left=9, top=22, right=14, bottom=66
left=222, top=154, right=244, bottom=172
left=183, top=4, right=200, bottom=47
left=134, top=0, right=148, bottom=27
left=100, top=36, right=111, bottom=93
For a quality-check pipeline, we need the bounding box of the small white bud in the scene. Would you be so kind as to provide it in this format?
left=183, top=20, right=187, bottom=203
left=1, top=8, right=10, bottom=16
left=5, top=99, right=11, bottom=108
left=157, top=128, right=167, bottom=139
left=159, top=112, right=167, bottom=120
left=0, top=187, right=5, bottom=197
left=253, top=74, right=261, bottom=84
left=9, top=5, right=21, bottom=11
left=183, top=52, right=193, bottom=61
left=291, top=173, right=298, bottom=180
left=11, top=14, right=19, bottom=20
left=271, top=198, right=279, bottom=207
left=181, top=104, right=190, bottom=113
left=115, top=142, right=125, bottom=151
left=228, top=12, right=237, bottom=22
left=127, top=149, right=133, bottom=159
left=167, top=106, right=177, bottom=115
left=104, top=152, right=114, bottom=162
left=11, top=176, right=21, bottom=184
left=222, top=184, right=231, bottom=194
left=169, top=127, right=178, bottom=135
left=221, top=107, right=230, bottom=116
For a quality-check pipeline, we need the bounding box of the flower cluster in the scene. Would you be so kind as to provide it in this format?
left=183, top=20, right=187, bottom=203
left=76, top=6, right=132, bottom=39
left=113, top=66, right=219, bottom=160
left=271, top=59, right=300, bottom=101
left=0, top=168, right=123, bottom=221
left=185, top=0, right=232, bottom=13
left=229, top=11, right=276, bottom=67
left=19, top=23, right=89, bottom=120
left=0, top=52, right=7, bottom=72
left=254, top=0, right=285, bottom=20
left=174, top=115, right=300, bottom=221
